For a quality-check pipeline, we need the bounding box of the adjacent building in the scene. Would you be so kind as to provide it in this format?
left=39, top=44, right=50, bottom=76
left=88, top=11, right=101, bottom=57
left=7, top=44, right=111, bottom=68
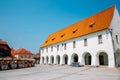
left=40, top=6, right=120, bottom=67
left=33, top=53, right=40, bottom=64
left=11, top=48, right=33, bottom=59
left=0, top=41, right=12, bottom=58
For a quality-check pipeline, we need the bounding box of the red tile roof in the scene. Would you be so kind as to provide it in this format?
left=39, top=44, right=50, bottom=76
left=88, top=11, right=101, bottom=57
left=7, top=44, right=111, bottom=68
left=41, top=6, right=115, bottom=47
left=11, top=48, right=16, bottom=54
left=0, top=41, right=8, bottom=45
left=13, top=48, right=32, bottom=55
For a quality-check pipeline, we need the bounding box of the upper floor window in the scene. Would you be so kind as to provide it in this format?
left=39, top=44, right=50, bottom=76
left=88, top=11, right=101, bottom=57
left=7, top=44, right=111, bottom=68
left=57, top=45, right=59, bottom=51
left=73, top=41, right=76, bottom=48
left=64, top=43, right=66, bottom=50
left=42, top=49, right=44, bottom=53
left=98, top=35, right=102, bottom=44
left=51, top=46, right=53, bottom=52
left=46, top=47, right=48, bottom=53
left=116, top=35, right=119, bottom=43
left=84, top=39, right=87, bottom=46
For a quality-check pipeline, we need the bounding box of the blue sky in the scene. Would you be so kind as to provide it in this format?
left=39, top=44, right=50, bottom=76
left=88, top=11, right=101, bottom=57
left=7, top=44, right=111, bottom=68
left=0, top=0, right=120, bottom=53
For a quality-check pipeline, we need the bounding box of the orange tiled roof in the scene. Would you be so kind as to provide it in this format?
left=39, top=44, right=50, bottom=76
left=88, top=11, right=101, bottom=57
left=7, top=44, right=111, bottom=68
left=14, top=48, right=32, bottom=55
left=41, top=6, right=115, bottom=47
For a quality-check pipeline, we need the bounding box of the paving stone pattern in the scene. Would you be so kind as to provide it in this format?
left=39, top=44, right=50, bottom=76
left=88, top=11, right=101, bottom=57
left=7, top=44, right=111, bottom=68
left=0, top=65, right=120, bottom=80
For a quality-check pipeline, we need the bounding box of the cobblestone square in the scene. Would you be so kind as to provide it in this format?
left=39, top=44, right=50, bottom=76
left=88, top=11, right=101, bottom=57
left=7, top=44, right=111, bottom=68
left=0, top=65, right=120, bottom=80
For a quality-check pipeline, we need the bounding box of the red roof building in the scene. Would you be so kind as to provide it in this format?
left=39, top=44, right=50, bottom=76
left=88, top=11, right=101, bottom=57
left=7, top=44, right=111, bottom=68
left=11, top=48, right=33, bottom=59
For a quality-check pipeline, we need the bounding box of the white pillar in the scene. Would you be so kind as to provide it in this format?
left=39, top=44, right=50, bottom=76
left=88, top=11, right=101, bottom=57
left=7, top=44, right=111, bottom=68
left=60, top=55, right=63, bottom=65
left=68, top=55, right=71, bottom=65
left=91, top=54, right=97, bottom=66
left=109, top=55, right=115, bottom=67
left=79, top=54, right=84, bottom=65
left=54, top=56, right=56, bottom=64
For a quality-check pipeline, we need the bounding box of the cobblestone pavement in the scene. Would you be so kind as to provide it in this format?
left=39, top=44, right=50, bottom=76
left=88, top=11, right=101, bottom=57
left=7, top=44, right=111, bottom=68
left=0, top=64, right=120, bottom=80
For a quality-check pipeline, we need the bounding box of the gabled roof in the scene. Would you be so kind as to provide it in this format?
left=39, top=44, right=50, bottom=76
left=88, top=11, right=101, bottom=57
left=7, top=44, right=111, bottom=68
left=13, top=48, right=32, bottom=55
left=41, top=6, right=115, bottom=48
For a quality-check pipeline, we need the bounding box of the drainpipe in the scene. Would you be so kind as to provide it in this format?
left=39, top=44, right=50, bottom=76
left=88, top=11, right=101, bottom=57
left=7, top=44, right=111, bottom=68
left=108, top=28, right=118, bottom=67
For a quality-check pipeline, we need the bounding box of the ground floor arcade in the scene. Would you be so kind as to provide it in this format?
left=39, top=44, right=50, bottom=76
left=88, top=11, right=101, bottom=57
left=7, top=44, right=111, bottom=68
left=41, top=51, right=115, bottom=67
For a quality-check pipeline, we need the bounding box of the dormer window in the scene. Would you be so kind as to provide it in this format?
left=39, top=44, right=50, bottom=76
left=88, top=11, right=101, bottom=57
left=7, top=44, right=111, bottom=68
left=73, top=29, right=78, bottom=33
left=52, top=38, right=55, bottom=41
left=89, top=22, right=95, bottom=28
left=45, top=40, right=48, bottom=43
left=61, top=34, right=65, bottom=38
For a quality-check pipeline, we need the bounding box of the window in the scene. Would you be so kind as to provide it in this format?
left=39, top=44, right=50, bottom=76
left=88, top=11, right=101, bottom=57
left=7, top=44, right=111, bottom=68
left=42, top=49, right=44, bottom=53
left=52, top=38, right=55, bottom=41
left=98, top=35, right=102, bottom=44
left=73, top=41, right=76, bottom=48
left=116, top=35, right=119, bottom=43
left=21, top=55, right=23, bottom=58
left=57, top=45, right=59, bottom=51
left=45, top=40, right=48, bottom=43
left=61, top=34, right=65, bottom=38
left=73, top=29, right=78, bottom=34
left=51, top=46, right=53, bottom=52
left=89, top=22, right=95, bottom=28
left=64, top=43, right=66, bottom=50
left=46, top=48, right=48, bottom=53
left=84, top=39, right=87, bottom=46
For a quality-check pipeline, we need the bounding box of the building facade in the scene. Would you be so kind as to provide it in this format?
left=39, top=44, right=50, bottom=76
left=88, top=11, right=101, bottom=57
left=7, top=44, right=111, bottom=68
left=40, top=6, right=120, bottom=67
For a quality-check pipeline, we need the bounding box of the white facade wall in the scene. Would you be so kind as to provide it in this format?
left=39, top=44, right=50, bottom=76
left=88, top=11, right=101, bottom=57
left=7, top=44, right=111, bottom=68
left=40, top=30, right=115, bottom=67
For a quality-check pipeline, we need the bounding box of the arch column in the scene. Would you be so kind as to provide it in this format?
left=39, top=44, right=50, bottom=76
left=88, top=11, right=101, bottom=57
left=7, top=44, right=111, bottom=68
left=60, top=55, right=63, bottom=65
left=55, top=55, right=60, bottom=64
left=79, top=54, right=83, bottom=65
left=68, top=55, right=71, bottom=65
left=54, top=56, right=57, bottom=64
left=91, top=54, right=97, bottom=66
left=109, top=54, right=115, bottom=67
left=48, top=56, right=51, bottom=64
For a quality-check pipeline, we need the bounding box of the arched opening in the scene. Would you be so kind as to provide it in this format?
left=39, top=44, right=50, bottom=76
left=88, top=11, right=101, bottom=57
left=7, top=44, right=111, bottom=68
left=84, top=53, right=91, bottom=65
left=63, top=54, right=68, bottom=64
left=50, top=56, right=54, bottom=64
left=56, top=55, right=60, bottom=64
left=46, top=56, right=49, bottom=64
left=71, top=53, right=78, bottom=62
left=42, top=57, right=44, bottom=64
left=98, top=52, right=108, bottom=65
